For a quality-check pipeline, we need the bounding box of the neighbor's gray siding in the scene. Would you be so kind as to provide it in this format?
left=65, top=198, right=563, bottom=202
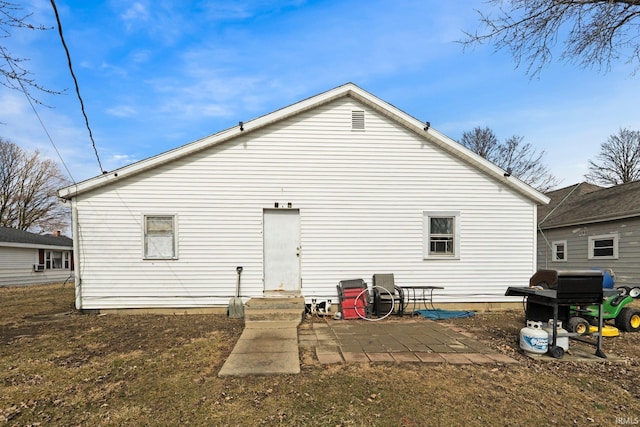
left=73, top=97, right=540, bottom=309
left=537, top=217, right=640, bottom=285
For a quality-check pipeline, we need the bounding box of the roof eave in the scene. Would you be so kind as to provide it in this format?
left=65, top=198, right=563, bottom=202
left=0, top=241, right=73, bottom=250
left=539, top=211, right=640, bottom=230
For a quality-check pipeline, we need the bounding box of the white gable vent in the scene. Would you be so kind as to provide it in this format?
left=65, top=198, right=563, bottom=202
left=351, top=110, right=365, bottom=130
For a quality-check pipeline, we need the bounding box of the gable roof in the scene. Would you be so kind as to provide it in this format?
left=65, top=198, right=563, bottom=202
left=539, top=180, right=640, bottom=229
left=58, top=82, right=549, bottom=205
left=0, top=227, right=73, bottom=249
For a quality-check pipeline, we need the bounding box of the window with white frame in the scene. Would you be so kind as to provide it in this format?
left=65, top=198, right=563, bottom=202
left=44, top=250, right=71, bottom=269
left=588, top=233, right=618, bottom=259
left=423, top=211, right=460, bottom=259
left=144, top=215, right=177, bottom=259
left=552, top=240, right=567, bottom=262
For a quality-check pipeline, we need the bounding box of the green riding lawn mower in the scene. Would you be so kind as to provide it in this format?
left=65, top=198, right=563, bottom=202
left=567, top=286, right=640, bottom=336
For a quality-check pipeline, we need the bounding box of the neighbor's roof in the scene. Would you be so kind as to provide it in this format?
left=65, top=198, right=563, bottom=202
left=0, top=227, right=73, bottom=249
left=538, top=181, right=640, bottom=229
left=58, top=82, right=549, bottom=205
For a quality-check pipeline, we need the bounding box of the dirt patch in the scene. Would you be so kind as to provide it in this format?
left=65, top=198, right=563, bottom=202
left=1, top=284, right=639, bottom=426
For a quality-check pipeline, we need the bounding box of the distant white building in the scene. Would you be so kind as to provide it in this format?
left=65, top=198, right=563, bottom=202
left=59, top=83, right=548, bottom=310
left=0, top=227, right=74, bottom=286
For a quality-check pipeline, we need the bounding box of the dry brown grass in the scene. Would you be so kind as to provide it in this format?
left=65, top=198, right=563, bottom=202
left=1, top=284, right=639, bottom=426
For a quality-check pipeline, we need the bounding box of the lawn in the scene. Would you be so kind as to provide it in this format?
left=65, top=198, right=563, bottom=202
left=1, top=284, right=639, bottom=426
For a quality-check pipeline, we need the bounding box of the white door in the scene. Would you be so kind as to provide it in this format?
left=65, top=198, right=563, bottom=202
left=263, top=209, right=300, bottom=292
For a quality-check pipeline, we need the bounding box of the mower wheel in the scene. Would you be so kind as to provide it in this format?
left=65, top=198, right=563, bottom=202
left=617, top=286, right=631, bottom=297
left=615, top=308, right=640, bottom=332
left=568, top=317, right=590, bottom=335
left=630, top=287, right=640, bottom=299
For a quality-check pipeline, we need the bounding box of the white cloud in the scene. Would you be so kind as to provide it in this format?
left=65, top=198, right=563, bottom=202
left=105, top=105, right=138, bottom=118
left=201, top=1, right=308, bottom=21
left=104, top=153, right=139, bottom=171
left=129, top=49, right=152, bottom=64
left=120, top=2, right=150, bottom=24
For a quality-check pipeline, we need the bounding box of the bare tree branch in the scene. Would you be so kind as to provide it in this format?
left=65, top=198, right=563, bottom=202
left=459, top=126, right=559, bottom=192
left=0, top=1, right=61, bottom=104
left=460, top=127, right=500, bottom=159
left=461, top=0, right=640, bottom=77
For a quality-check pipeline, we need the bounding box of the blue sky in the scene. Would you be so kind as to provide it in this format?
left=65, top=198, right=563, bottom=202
left=3, top=0, right=640, bottom=188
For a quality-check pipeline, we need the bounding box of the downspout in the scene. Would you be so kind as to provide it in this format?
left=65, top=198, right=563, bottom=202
left=537, top=183, right=583, bottom=269
left=71, top=198, right=82, bottom=310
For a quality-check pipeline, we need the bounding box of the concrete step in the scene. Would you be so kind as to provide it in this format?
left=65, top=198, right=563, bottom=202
left=244, top=297, right=306, bottom=324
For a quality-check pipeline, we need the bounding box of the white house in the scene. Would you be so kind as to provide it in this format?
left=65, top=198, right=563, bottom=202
left=58, top=83, right=549, bottom=311
left=0, top=227, right=74, bottom=287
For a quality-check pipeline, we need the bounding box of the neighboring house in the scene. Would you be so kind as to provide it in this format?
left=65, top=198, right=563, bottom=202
left=537, top=181, right=640, bottom=285
left=58, top=83, right=549, bottom=311
left=0, top=227, right=74, bottom=286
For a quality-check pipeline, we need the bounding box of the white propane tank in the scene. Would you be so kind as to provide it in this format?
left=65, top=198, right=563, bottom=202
left=543, top=319, right=569, bottom=351
left=520, top=320, right=549, bottom=354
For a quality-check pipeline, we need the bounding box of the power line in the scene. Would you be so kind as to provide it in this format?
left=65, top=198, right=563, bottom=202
left=0, top=45, right=75, bottom=183
left=50, top=0, right=105, bottom=174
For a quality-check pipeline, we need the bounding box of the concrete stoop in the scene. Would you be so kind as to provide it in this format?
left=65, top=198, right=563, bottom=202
left=218, top=297, right=306, bottom=377
left=243, top=297, right=306, bottom=324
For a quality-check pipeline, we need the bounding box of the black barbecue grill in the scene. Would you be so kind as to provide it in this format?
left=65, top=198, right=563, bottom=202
left=506, top=270, right=607, bottom=359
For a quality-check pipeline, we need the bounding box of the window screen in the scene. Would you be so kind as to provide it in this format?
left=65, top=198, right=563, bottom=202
left=145, top=215, right=176, bottom=259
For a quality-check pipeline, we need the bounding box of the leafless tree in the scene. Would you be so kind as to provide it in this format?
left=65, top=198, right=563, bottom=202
left=1, top=1, right=59, bottom=104
left=461, top=0, right=640, bottom=77
left=460, top=126, right=559, bottom=192
left=586, top=128, right=640, bottom=185
left=0, top=137, right=70, bottom=232
left=459, top=126, right=500, bottom=159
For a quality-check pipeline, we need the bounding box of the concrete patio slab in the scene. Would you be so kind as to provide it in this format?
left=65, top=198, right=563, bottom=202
left=440, top=353, right=473, bottom=365
left=316, top=352, right=344, bottom=365
left=342, top=351, right=370, bottom=363
left=301, top=317, right=520, bottom=366
left=221, top=310, right=624, bottom=376
left=366, top=352, right=396, bottom=363
left=415, top=352, right=446, bottom=364
left=464, top=353, right=500, bottom=364
left=391, top=352, right=421, bottom=363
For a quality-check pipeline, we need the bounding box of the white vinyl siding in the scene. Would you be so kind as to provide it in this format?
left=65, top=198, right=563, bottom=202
left=72, top=97, right=538, bottom=309
left=0, top=246, right=73, bottom=286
